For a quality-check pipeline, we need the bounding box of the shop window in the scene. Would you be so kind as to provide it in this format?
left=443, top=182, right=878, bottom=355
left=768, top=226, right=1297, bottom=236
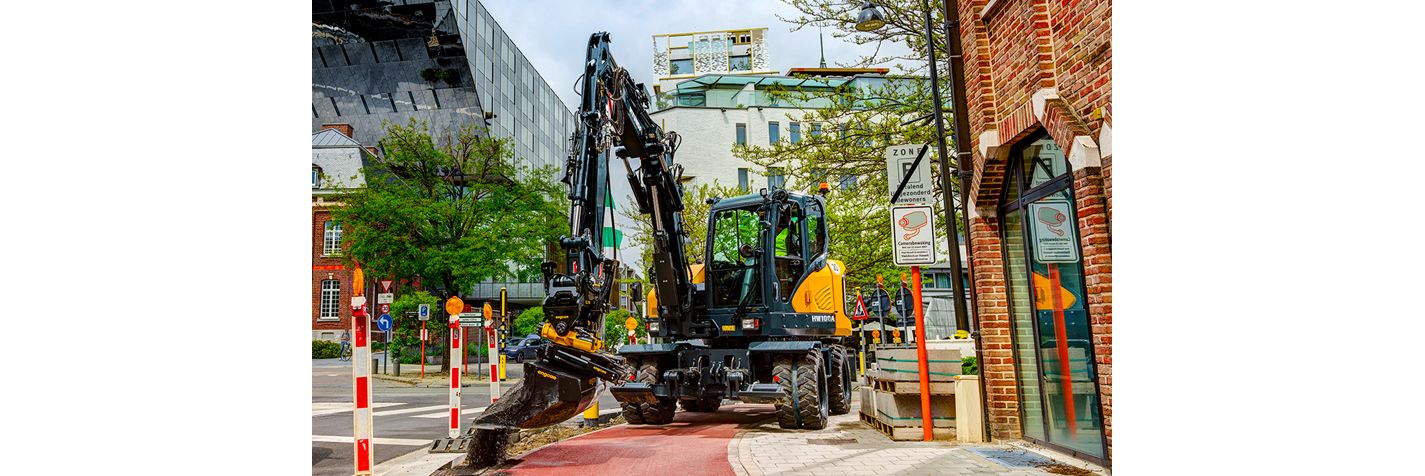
left=998, top=131, right=1105, bottom=461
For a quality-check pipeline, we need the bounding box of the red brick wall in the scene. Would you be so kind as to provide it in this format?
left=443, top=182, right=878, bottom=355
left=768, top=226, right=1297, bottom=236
left=1072, top=167, right=1111, bottom=456
left=312, top=207, right=351, bottom=335
left=1048, top=0, right=1112, bottom=137
left=959, top=0, right=1113, bottom=457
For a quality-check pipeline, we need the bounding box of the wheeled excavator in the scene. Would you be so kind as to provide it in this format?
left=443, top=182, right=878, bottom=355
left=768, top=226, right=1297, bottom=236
left=468, top=32, right=856, bottom=467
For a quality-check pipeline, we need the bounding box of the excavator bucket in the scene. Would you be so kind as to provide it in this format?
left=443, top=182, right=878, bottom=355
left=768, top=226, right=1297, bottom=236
left=466, top=345, right=630, bottom=467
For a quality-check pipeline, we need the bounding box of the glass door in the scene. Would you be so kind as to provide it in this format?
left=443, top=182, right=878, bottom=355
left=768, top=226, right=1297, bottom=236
left=1000, top=132, right=1106, bottom=462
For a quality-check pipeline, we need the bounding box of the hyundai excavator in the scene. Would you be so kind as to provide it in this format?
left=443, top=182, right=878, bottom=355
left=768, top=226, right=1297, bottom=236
left=468, top=32, right=856, bottom=467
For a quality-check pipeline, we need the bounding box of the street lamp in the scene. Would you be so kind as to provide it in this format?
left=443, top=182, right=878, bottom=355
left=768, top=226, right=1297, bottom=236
left=855, top=2, right=888, bottom=32
left=855, top=1, right=972, bottom=337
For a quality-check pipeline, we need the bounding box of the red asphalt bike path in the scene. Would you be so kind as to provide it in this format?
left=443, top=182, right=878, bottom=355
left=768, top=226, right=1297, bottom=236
left=501, top=404, right=777, bottom=475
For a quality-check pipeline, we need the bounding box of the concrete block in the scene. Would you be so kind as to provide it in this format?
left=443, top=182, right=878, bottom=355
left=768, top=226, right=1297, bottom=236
left=953, top=375, right=985, bottom=443
left=873, top=388, right=954, bottom=428
left=875, top=348, right=962, bottom=381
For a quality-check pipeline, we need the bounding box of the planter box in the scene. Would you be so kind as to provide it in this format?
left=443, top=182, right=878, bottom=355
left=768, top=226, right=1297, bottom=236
left=874, top=348, right=962, bottom=382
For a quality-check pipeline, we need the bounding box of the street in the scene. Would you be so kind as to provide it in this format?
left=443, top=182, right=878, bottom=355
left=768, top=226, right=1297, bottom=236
left=311, top=353, right=621, bottom=476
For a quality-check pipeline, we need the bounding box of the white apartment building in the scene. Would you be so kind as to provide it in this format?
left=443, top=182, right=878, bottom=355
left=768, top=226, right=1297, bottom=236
left=649, top=69, right=908, bottom=192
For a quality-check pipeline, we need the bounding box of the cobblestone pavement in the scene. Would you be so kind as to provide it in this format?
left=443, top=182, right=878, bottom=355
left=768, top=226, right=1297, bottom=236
left=728, top=399, right=1068, bottom=476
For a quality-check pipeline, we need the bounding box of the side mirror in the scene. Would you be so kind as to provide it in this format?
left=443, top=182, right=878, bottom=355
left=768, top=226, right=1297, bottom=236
left=738, top=244, right=756, bottom=259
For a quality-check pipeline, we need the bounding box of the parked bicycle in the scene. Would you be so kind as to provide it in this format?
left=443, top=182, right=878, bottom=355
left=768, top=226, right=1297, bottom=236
left=339, top=330, right=352, bottom=361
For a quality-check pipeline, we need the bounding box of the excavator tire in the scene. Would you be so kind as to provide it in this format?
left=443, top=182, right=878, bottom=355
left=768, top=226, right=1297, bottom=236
left=773, top=354, right=798, bottom=429
left=774, top=350, right=829, bottom=429
left=827, top=345, right=852, bottom=415
left=618, top=357, right=647, bottom=424
left=680, top=396, right=722, bottom=412
left=635, top=358, right=676, bottom=424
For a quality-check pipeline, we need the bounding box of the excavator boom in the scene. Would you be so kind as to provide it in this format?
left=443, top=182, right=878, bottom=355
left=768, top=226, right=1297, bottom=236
left=467, top=31, right=694, bottom=467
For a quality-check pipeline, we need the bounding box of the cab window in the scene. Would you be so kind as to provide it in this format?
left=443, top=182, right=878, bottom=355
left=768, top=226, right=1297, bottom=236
left=774, top=203, right=803, bottom=301
left=709, top=207, right=763, bottom=307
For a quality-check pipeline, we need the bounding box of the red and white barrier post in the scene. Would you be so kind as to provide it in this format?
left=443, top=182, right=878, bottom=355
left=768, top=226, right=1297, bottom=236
left=485, top=303, right=500, bottom=404
left=448, top=314, right=463, bottom=437
left=351, top=293, right=374, bottom=475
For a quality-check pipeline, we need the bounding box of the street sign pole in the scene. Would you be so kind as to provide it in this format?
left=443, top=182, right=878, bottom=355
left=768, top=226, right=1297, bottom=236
left=911, top=265, right=933, bottom=441
left=421, top=320, right=426, bottom=380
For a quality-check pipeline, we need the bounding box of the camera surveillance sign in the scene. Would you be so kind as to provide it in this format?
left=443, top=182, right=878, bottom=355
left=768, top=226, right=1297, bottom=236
left=1028, top=201, right=1079, bottom=263
left=891, top=205, right=937, bottom=266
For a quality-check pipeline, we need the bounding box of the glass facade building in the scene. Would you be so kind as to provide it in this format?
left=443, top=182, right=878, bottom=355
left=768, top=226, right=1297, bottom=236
left=312, top=0, right=574, bottom=174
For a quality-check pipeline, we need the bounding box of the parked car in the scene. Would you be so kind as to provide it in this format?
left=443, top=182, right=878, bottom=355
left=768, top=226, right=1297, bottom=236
left=503, top=334, right=544, bottom=363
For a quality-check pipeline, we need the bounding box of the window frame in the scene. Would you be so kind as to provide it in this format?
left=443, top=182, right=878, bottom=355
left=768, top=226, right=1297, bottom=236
left=768, top=121, right=780, bottom=144
left=735, top=123, right=747, bottom=145
left=323, top=221, right=343, bottom=256
left=319, top=279, right=341, bottom=320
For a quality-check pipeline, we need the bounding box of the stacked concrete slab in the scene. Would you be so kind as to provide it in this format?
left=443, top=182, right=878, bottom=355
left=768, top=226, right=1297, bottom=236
left=858, top=347, right=982, bottom=442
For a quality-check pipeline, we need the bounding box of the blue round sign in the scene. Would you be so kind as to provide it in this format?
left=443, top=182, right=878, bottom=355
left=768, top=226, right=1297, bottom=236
left=377, top=314, right=392, bottom=332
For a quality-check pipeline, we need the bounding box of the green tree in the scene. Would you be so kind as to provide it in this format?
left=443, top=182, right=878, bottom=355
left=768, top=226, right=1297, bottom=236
left=513, top=306, right=544, bottom=338
left=602, top=309, right=646, bottom=344
left=722, top=1, right=968, bottom=289
left=621, top=181, right=743, bottom=274
left=333, top=119, right=567, bottom=371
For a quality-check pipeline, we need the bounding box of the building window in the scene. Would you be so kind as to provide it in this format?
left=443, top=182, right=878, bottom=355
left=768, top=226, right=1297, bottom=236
left=320, top=280, right=340, bottom=320
left=810, top=123, right=822, bottom=137
left=767, top=167, right=785, bottom=189
left=323, top=221, right=343, bottom=256
left=738, top=168, right=750, bottom=190
left=735, top=123, right=747, bottom=145
left=729, top=55, right=752, bottom=71
left=670, top=58, right=692, bottom=75
left=998, top=131, right=1105, bottom=461
left=768, top=121, right=780, bottom=144
left=790, top=122, right=801, bottom=144
left=312, top=166, right=321, bottom=188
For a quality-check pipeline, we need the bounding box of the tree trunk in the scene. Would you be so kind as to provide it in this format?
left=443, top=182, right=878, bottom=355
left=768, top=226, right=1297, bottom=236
left=440, top=279, right=455, bottom=374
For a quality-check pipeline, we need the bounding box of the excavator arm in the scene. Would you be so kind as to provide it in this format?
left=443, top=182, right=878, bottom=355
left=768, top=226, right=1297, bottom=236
left=467, top=31, right=696, bottom=467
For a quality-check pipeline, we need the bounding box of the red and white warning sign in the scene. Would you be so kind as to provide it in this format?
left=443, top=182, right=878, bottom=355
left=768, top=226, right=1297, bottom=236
left=379, top=279, right=394, bottom=292
left=852, top=293, right=869, bottom=321
left=891, top=205, right=937, bottom=266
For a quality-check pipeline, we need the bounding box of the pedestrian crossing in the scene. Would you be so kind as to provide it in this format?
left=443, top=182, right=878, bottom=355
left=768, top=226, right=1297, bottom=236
left=311, top=401, right=489, bottom=418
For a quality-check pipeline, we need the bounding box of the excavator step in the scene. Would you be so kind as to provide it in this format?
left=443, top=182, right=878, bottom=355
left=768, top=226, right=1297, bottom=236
left=429, top=436, right=473, bottom=453
left=610, top=382, right=659, bottom=404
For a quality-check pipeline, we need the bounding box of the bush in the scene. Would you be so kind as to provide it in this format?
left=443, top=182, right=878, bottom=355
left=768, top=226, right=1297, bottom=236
left=420, top=68, right=440, bottom=82
left=313, top=340, right=341, bottom=359
left=961, top=356, right=978, bottom=375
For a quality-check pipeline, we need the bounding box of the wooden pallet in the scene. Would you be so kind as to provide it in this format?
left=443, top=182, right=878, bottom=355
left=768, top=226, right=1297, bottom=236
left=859, top=411, right=955, bottom=441
left=871, top=377, right=956, bottom=395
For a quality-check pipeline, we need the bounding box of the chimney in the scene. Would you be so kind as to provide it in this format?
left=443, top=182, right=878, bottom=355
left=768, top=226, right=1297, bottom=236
left=320, top=123, right=354, bottom=138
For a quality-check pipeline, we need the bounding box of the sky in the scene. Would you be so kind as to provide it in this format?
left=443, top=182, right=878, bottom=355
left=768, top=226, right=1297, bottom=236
left=480, top=0, right=915, bottom=272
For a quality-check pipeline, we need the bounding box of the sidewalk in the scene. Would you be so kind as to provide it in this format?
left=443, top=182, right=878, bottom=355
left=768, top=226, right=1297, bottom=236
left=728, top=398, right=1108, bottom=476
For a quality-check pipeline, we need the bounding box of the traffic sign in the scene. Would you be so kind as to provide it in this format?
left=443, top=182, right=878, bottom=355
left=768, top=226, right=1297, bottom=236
left=625, top=316, right=639, bottom=330
left=378, top=303, right=390, bottom=315
left=459, top=312, right=484, bottom=328
left=891, top=205, right=937, bottom=266
left=376, top=314, right=392, bottom=332
left=376, top=293, right=393, bottom=304
left=417, top=304, right=430, bottom=320
left=483, top=303, right=497, bottom=328
left=893, top=285, right=917, bottom=321
left=379, top=280, right=393, bottom=292
left=871, top=289, right=891, bottom=317
left=445, top=296, right=465, bottom=317
left=851, top=294, right=868, bottom=321
left=884, top=144, right=933, bottom=206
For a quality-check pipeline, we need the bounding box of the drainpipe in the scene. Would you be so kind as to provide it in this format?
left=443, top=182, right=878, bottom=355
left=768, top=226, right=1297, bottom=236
left=940, top=0, right=991, bottom=442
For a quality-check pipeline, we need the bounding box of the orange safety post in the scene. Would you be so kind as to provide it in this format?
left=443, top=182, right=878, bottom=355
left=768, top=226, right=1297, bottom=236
left=911, top=265, right=932, bottom=441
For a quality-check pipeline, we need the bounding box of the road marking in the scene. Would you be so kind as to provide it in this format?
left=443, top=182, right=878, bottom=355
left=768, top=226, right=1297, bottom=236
left=413, top=406, right=488, bottom=418
left=313, top=402, right=402, bottom=417
left=311, top=435, right=430, bottom=446
left=372, top=404, right=451, bottom=416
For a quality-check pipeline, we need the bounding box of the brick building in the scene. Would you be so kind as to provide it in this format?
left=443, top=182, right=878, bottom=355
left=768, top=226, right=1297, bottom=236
left=955, top=0, right=1112, bottom=464
left=312, top=124, right=376, bottom=341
